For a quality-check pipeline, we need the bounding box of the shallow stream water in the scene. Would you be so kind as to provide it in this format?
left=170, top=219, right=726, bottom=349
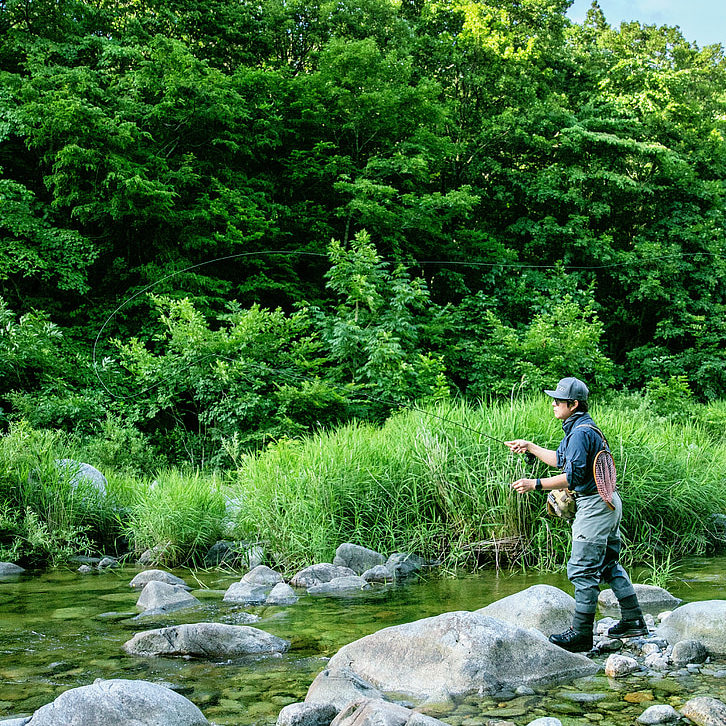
left=1, top=556, right=725, bottom=725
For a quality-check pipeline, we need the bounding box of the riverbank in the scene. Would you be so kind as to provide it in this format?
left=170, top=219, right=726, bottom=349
left=1, top=396, right=725, bottom=572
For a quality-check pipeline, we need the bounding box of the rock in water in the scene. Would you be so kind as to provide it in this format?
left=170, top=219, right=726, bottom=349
left=24, top=678, right=208, bottom=725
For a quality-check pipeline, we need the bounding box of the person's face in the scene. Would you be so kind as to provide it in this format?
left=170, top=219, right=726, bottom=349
left=552, top=398, right=577, bottom=421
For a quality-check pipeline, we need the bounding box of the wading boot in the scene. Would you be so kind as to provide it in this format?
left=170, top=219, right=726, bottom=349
left=608, top=617, right=648, bottom=639
left=548, top=627, right=593, bottom=653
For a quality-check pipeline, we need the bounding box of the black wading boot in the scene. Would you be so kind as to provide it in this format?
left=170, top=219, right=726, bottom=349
left=548, top=627, right=593, bottom=653
left=607, top=617, right=648, bottom=639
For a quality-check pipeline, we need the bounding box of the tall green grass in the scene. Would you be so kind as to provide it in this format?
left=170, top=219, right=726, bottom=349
left=0, top=422, right=121, bottom=565
left=122, top=468, right=227, bottom=567
left=228, top=397, right=726, bottom=573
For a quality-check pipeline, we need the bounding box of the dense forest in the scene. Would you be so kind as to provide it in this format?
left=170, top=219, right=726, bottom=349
left=1, top=0, right=725, bottom=466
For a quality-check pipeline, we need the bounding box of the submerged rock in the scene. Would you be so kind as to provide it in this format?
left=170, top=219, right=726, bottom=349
left=123, top=622, right=290, bottom=658
left=333, top=544, right=386, bottom=575
left=476, top=584, right=575, bottom=637
left=23, top=678, right=208, bottom=725
left=309, top=611, right=598, bottom=705
left=655, top=600, right=726, bottom=656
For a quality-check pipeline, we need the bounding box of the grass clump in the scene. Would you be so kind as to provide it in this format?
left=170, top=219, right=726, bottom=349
left=0, top=421, right=121, bottom=566
left=122, top=468, right=227, bottom=567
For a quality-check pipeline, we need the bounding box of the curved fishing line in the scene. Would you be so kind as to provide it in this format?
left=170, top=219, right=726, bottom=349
left=91, top=245, right=724, bottom=438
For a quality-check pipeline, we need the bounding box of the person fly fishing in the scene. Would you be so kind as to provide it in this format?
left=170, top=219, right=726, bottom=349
left=505, top=377, right=647, bottom=652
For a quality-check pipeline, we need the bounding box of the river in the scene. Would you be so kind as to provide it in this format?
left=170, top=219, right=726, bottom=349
left=0, top=556, right=725, bottom=724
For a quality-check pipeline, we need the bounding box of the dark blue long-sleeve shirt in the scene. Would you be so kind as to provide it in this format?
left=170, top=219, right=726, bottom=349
left=555, top=411, right=602, bottom=495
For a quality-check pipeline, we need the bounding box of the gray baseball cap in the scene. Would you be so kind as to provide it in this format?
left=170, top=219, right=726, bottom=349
left=544, top=377, right=589, bottom=401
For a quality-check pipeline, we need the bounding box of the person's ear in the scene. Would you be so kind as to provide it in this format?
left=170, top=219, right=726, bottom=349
left=570, top=399, right=579, bottom=411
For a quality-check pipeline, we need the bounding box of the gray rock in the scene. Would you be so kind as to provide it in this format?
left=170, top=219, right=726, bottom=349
left=55, top=459, right=107, bottom=497
left=476, top=585, right=575, bottom=637
left=308, top=576, right=371, bottom=596
left=78, top=565, right=94, bottom=574
left=331, top=699, right=448, bottom=726
left=680, top=696, right=726, bottom=726
left=138, top=545, right=168, bottom=566
left=223, top=581, right=269, bottom=605
left=123, top=622, right=289, bottom=658
left=98, top=557, right=119, bottom=569
left=644, top=652, right=670, bottom=671
left=526, top=720, right=562, bottom=726
left=290, top=564, right=357, bottom=589
left=277, top=703, right=338, bottom=726
left=0, top=719, right=31, bottom=725
left=266, top=582, right=299, bottom=606
left=203, top=540, right=238, bottom=567
left=655, top=600, right=726, bottom=655
left=314, top=611, right=597, bottom=704
left=636, top=704, right=681, bottom=724
left=670, top=639, right=708, bottom=667
left=306, top=667, right=384, bottom=710
left=362, top=565, right=394, bottom=583
left=136, top=581, right=200, bottom=613
left=242, top=565, right=284, bottom=586
left=130, top=570, right=190, bottom=590
left=709, top=513, right=726, bottom=543
left=385, top=553, right=425, bottom=578
left=598, top=585, right=680, bottom=614
left=604, top=653, right=639, bottom=677
left=333, top=544, right=386, bottom=575
left=24, top=678, right=208, bottom=725
left=0, top=563, right=25, bottom=576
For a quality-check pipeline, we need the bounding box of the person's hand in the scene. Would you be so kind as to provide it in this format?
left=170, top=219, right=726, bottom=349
left=512, top=478, right=535, bottom=493
left=505, top=439, right=530, bottom=454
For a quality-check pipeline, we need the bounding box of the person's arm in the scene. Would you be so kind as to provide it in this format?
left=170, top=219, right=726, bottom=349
left=504, top=439, right=558, bottom=467
left=511, top=472, right=569, bottom=494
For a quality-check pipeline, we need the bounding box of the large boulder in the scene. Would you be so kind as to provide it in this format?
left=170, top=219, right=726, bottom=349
left=24, top=679, right=208, bottom=725
left=130, top=570, right=190, bottom=590
left=123, top=623, right=290, bottom=658
left=333, top=544, right=386, bottom=575
left=598, top=585, right=680, bottom=614
left=309, top=611, right=598, bottom=705
left=290, top=564, right=357, bottom=589
left=277, top=703, right=338, bottom=726
left=55, top=459, right=107, bottom=497
left=476, top=585, right=575, bottom=636
left=655, top=600, right=726, bottom=656
left=136, top=581, right=200, bottom=614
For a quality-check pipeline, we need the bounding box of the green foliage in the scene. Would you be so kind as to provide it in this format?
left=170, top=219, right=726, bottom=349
left=0, top=422, right=118, bottom=565
left=644, top=375, right=694, bottom=420
left=122, top=468, right=227, bottom=567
